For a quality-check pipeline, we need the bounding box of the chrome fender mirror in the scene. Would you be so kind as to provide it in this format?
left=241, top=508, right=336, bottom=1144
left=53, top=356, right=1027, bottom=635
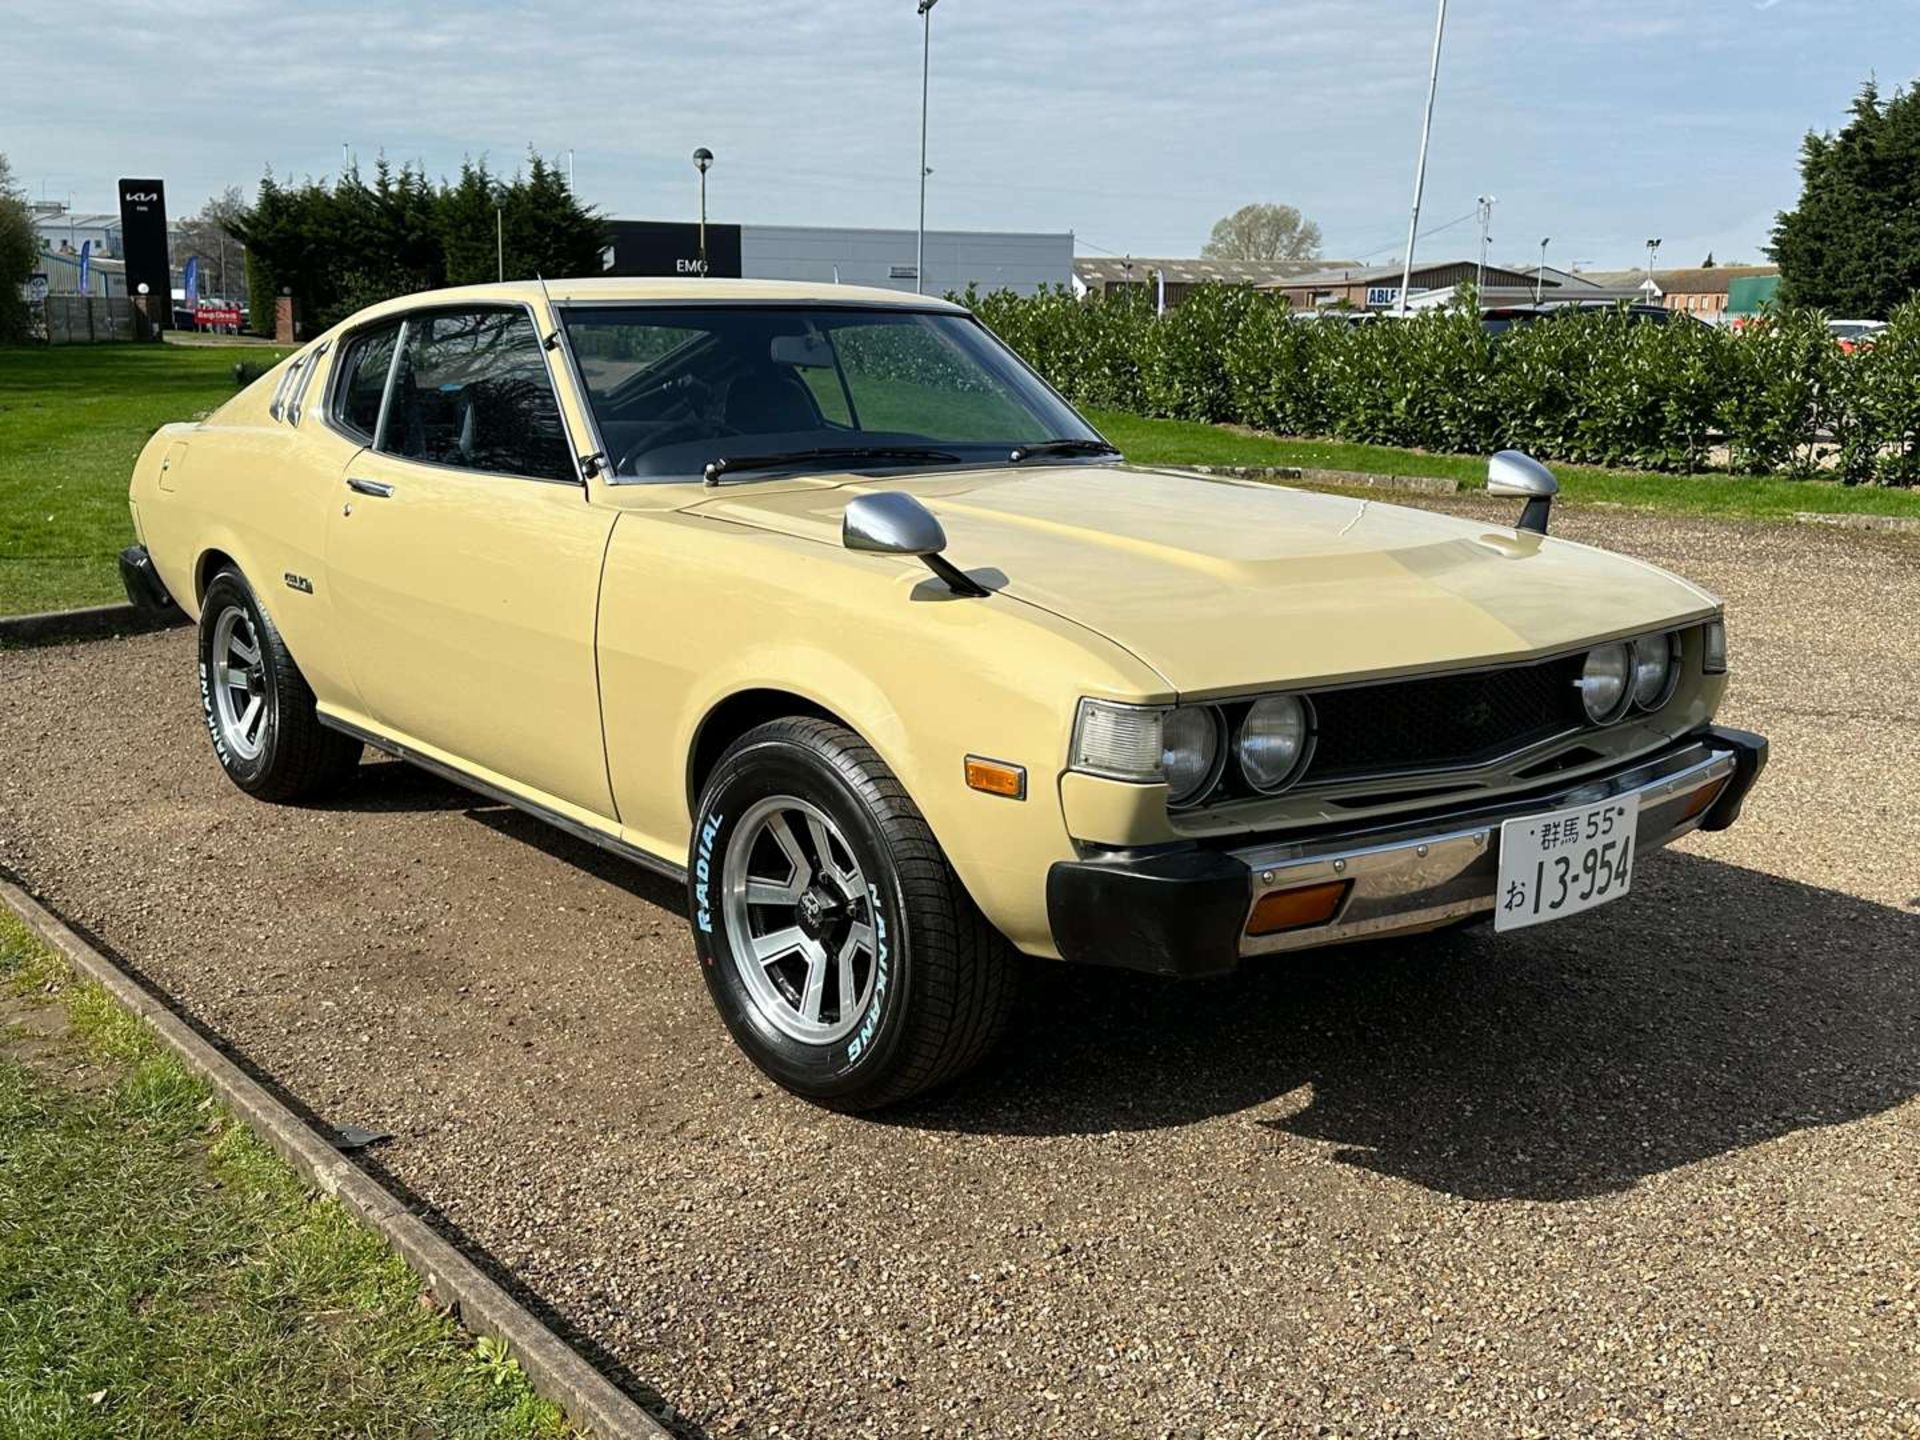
left=1487, top=450, right=1558, bottom=534
left=843, top=492, right=988, bottom=597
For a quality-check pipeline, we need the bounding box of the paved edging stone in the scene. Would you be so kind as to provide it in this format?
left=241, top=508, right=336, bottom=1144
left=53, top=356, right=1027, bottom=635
left=1792, top=510, right=1920, bottom=534
left=0, top=602, right=188, bottom=647
left=0, top=876, right=671, bottom=1440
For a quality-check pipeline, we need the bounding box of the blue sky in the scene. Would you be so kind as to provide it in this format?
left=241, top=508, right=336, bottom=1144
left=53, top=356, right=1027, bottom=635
left=8, top=0, right=1910, bottom=269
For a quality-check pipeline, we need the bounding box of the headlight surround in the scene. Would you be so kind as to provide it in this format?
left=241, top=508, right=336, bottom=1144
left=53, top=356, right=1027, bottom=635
left=1629, top=632, right=1680, bottom=711
left=1070, top=699, right=1225, bottom=807
left=1236, top=694, right=1314, bottom=794
left=1578, top=642, right=1633, bottom=724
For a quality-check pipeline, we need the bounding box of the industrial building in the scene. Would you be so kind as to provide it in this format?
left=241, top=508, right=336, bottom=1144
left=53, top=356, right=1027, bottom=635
left=604, top=220, right=1073, bottom=296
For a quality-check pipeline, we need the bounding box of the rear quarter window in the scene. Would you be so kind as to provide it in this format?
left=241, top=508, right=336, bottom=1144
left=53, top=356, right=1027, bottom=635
left=332, top=323, right=401, bottom=443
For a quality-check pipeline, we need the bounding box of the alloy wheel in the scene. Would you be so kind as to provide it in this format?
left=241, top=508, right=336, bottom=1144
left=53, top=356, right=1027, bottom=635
left=210, top=604, right=271, bottom=761
left=720, top=795, right=879, bottom=1045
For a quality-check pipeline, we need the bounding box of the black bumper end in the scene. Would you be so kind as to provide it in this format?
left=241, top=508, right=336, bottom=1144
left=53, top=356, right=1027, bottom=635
left=1699, top=724, right=1768, bottom=831
left=1046, top=848, right=1251, bottom=980
left=118, top=545, right=177, bottom=617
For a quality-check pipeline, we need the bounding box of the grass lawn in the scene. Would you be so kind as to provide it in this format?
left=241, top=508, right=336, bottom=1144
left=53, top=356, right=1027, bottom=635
left=0, top=342, right=285, bottom=616
left=1087, top=408, right=1920, bottom=522
left=0, top=913, right=568, bottom=1440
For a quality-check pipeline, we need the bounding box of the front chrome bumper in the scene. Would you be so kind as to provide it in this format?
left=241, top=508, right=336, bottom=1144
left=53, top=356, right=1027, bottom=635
left=1236, top=735, right=1748, bottom=956
left=1045, top=727, right=1767, bottom=978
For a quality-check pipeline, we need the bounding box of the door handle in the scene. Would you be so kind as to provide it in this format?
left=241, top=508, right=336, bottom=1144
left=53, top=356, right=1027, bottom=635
left=347, top=477, right=394, bottom=498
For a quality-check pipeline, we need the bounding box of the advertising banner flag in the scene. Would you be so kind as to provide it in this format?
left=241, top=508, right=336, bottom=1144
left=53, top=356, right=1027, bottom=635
left=78, top=241, right=92, bottom=296
left=184, top=256, right=200, bottom=311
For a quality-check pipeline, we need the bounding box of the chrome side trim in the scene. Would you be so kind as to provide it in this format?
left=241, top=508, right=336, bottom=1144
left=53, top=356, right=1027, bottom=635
left=317, top=713, right=688, bottom=885
left=1236, top=741, right=1736, bottom=956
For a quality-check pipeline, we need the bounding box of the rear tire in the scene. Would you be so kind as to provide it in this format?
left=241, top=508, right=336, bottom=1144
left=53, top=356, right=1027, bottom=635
left=689, top=717, right=1017, bottom=1111
left=197, top=568, right=360, bottom=802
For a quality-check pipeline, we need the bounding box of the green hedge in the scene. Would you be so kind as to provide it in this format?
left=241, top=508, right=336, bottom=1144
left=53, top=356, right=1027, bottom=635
left=963, top=285, right=1920, bottom=485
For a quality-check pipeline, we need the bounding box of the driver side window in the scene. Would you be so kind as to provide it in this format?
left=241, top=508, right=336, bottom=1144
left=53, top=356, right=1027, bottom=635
left=380, top=309, right=575, bottom=483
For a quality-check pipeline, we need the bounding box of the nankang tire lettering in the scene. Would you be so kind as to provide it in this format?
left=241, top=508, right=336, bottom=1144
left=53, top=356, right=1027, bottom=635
left=198, top=661, right=230, bottom=764
left=846, top=883, right=891, bottom=1063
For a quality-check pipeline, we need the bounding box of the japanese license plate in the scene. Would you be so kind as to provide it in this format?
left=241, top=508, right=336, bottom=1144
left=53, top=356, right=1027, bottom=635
left=1495, top=796, right=1639, bottom=933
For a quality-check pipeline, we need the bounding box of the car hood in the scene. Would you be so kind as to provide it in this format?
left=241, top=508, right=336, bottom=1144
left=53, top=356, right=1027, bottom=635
left=684, top=464, right=1718, bottom=695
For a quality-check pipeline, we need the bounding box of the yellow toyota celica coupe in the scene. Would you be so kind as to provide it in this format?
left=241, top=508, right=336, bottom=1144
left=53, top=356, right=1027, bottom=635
left=122, top=279, right=1767, bottom=1109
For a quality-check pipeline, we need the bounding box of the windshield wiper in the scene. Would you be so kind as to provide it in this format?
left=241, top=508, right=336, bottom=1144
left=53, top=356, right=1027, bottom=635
left=1007, top=438, right=1121, bottom=463
left=703, top=446, right=963, bottom=486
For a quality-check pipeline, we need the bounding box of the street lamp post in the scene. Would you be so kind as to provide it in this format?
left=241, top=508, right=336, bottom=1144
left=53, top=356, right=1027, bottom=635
left=1644, top=237, right=1662, bottom=305
left=1474, top=194, right=1496, bottom=298
left=693, top=148, right=714, bottom=276
left=495, top=195, right=505, bottom=283
left=1396, top=0, right=1448, bottom=316
left=916, top=0, right=938, bottom=295
left=1536, top=237, right=1550, bottom=304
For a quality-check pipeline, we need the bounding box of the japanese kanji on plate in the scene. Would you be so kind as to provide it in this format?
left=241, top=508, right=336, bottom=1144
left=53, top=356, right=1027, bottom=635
left=1495, top=796, right=1638, bottom=933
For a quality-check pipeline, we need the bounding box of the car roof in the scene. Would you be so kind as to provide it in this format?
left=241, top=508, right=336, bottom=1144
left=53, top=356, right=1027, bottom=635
left=333, top=277, right=969, bottom=330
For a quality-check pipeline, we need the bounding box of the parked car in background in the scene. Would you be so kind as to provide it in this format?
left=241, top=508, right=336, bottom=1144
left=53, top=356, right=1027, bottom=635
left=1827, top=319, right=1886, bottom=353
left=1482, top=302, right=1684, bottom=336
left=119, top=279, right=1768, bottom=1109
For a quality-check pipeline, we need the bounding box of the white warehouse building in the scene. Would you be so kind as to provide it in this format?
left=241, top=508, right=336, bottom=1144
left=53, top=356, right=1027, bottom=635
left=604, top=220, right=1072, bottom=297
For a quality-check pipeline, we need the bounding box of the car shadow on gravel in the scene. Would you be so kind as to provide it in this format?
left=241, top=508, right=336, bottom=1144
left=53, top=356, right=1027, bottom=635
left=908, top=853, right=1920, bottom=1203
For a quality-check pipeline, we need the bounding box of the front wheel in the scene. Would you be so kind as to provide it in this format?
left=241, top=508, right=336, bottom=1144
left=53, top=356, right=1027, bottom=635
left=689, top=717, right=1017, bottom=1111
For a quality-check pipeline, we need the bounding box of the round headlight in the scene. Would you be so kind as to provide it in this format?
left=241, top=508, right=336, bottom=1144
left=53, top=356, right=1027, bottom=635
left=1578, top=643, right=1633, bottom=724
left=1630, top=632, right=1678, bottom=710
left=1161, top=705, right=1224, bottom=807
left=1237, top=695, right=1313, bottom=793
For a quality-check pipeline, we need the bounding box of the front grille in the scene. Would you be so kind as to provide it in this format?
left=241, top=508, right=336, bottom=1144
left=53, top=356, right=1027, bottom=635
left=1305, top=653, right=1588, bottom=783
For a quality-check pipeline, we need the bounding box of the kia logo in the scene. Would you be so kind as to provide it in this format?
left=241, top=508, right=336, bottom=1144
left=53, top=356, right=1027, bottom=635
left=124, top=191, right=159, bottom=203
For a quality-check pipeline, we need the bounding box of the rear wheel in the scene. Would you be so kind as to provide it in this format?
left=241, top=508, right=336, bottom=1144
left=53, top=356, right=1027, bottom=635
left=197, top=568, right=360, bottom=802
left=689, top=717, right=1017, bottom=1111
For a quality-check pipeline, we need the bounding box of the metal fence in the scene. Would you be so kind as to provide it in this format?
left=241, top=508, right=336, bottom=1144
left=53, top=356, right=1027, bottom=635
left=41, top=296, right=138, bottom=344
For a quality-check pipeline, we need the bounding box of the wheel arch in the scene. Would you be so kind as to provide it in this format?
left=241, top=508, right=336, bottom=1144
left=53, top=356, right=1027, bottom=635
left=686, top=687, right=844, bottom=813
left=194, top=547, right=241, bottom=605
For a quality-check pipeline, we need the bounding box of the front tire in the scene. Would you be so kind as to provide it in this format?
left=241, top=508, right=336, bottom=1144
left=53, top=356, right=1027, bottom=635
left=197, top=568, right=360, bottom=802
left=689, top=718, right=1017, bottom=1111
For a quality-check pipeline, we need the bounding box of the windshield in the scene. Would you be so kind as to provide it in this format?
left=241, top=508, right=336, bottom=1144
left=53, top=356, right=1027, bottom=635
left=559, top=304, right=1106, bottom=482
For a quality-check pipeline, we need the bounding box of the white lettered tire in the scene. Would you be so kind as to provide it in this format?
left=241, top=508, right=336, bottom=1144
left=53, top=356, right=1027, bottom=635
left=689, top=717, right=1017, bottom=1110
left=196, top=568, right=360, bottom=802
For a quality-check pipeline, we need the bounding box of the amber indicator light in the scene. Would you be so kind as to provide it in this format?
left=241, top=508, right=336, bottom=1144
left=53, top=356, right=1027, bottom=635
left=1246, top=880, right=1350, bottom=937
left=1681, top=777, right=1726, bottom=822
left=964, top=755, right=1027, bottom=800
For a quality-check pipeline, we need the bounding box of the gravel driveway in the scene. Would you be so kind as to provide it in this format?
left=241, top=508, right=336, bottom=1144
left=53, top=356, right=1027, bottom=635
left=2, top=501, right=1916, bottom=1439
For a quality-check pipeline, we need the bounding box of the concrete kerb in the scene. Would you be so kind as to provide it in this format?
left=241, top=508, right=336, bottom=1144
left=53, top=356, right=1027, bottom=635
left=1792, top=510, right=1920, bottom=534
left=0, top=603, right=189, bottom=647
left=0, top=875, right=672, bottom=1440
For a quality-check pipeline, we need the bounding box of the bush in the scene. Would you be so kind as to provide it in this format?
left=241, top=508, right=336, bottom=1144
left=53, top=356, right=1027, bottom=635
left=960, top=285, right=1919, bottom=485
left=1842, top=297, right=1920, bottom=485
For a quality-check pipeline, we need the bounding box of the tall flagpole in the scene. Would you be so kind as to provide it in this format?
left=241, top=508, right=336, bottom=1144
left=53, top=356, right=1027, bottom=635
left=916, top=0, right=938, bottom=294
left=1396, top=0, right=1448, bottom=316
